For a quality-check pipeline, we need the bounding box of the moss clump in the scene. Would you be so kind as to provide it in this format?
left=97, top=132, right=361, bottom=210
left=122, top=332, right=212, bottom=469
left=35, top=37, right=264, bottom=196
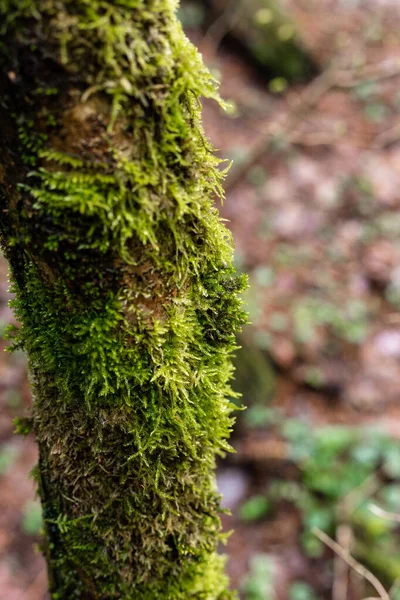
left=0, top=0, right=247, bottom=598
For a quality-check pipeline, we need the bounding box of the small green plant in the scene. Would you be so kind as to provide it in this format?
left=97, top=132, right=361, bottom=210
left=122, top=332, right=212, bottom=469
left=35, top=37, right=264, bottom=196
left=239, top=495, right=271, bottom=522
left=242, top=554, right=275, bottom=600
left=240, top=414, right=400, bottom=586
left=232, top=0, right=316, bottom=81
left=293, top=296, right=370, bottom=346
left=22, top=500, right=43, bottom=535
left=0, top=442, right=19, bottom=474
left=244, top=405, right=279, bottom=429
left=289, top=582, right=320, bottom=600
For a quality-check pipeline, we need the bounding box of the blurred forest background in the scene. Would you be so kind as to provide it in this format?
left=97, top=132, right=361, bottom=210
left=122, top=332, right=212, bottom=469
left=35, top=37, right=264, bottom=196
left=2, top=0, right=400, bottom=598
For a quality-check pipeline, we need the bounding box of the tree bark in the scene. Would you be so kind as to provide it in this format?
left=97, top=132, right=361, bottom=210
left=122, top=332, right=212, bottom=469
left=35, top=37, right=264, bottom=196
left=0, top=1, right=246, bottom=598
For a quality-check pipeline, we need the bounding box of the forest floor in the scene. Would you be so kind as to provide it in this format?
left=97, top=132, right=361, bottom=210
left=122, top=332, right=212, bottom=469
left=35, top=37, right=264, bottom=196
left=2, top=1, right=400, bottom=598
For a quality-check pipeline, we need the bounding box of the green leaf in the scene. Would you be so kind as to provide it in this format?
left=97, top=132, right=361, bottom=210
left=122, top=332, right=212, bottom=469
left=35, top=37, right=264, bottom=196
left=383, top=445, right=400, bottom=478
left=240, top=495, right=271, bottom=522
left=301, top=531, right=324, bottom=558
left=0, top=443, right=18, bottom=474
left=245, top=405, right=279, bottom=428
left=22, top=500, right=42, bottom=535
left=289, top=582, right=319, bottom=600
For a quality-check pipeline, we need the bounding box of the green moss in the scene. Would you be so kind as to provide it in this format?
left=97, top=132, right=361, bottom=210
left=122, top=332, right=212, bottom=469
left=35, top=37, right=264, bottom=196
left=0, top=0, right=246, bottom=598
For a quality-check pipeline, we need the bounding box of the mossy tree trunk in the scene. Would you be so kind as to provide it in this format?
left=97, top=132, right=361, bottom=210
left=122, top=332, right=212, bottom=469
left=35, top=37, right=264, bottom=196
left=0, top=1, right=246, bottom=598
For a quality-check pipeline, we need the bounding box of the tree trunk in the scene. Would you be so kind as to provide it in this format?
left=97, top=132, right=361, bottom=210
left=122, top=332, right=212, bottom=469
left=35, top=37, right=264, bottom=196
left=0, top=1, right=246, bottom=598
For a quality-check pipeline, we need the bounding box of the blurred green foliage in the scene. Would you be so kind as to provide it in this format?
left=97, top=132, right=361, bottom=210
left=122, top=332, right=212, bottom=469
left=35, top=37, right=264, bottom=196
left=293, top=297, right=370, bottom=346
left=239, top=495, right=271, bottom=522
left=0, top=442, right=18, bottom=474
left=179, top=0, right=316, bottom=83
left=242, top=554, right=321, bottom=600
left=233, top=340, right=275, bottom=407
left=289, top=582, right=320, bottom=600
left=242, top=554, right=275, bottom=600
left=178, top=1, right=206, bottom=28
left=240, top=413, right=400, bottom=593
left=232, top=0, right=316, bottom=82
left=22, top=500, right=43, bottom=535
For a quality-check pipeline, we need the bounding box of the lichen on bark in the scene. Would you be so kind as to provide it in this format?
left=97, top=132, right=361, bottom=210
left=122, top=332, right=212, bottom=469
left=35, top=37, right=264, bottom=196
left=0, top=0, right=247, bottom=598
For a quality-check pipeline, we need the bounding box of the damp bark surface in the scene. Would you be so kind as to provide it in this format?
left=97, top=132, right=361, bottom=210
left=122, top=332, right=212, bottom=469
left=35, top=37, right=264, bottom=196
left=0, top=1, right=246, bottom=598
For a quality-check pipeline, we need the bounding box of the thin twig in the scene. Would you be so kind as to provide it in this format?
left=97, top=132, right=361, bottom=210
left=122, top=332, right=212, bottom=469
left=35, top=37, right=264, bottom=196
left=369, top=504, right=400, bottom=524
left=225, top=56, right=400, bottom=190
left=201, top=0, right=243, bottom=57
left=332, top=475, right=382, bottom=600
left=333, top=61, right=400, bottom=89
left=19, top=568, right=48, bottom=600
left=373, top=121, right=400, bottom=149
left=333, top=524, right=352, bottom=600
left=225, top=59, right=345, bottom=191
left=339, top=474, right=382, bottom=521
left=312, top=527, right=390, bottom=600
left=389, top=578, right=400, bottom=599
left=383, top=314, right=400, bottom=325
